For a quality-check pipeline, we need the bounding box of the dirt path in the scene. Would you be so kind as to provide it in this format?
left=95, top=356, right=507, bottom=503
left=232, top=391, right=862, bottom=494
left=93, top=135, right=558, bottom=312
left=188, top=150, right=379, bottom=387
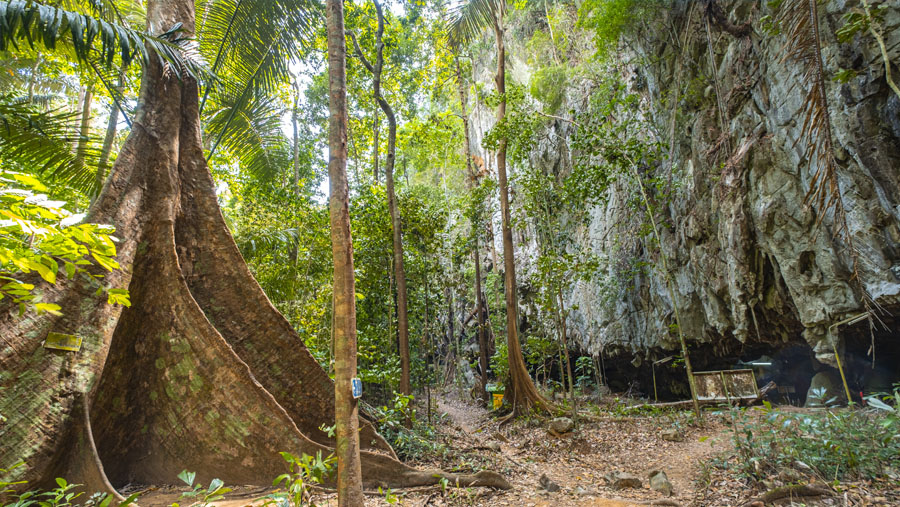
left=137, top=392, right=733, bottom=506
left=419, top=392, right=730, bottom=506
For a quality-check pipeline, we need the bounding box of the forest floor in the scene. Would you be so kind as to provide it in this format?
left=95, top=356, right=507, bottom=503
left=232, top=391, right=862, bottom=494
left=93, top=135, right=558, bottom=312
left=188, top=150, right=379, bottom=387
left=137, top=390, right=899, bottom=506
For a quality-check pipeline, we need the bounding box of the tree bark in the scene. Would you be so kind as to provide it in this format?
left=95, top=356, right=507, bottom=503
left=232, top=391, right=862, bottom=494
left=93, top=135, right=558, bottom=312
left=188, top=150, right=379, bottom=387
left=2, top=0, right=510, bottom=496
left=326, top=0, right=365, bottom=503
left=491, top=8, right=549, bottom=416
left=348, top=0, right=411, bottom=399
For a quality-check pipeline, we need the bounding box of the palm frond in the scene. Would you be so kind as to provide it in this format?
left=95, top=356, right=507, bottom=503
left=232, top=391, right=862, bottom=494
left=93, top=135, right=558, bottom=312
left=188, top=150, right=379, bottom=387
left=0, top=94, right=102, bottom=192
left=778, top=0, right=842, bottom=229
left=446, top=0, right=501, bottom=48
left=235, top=226, right=299, bottom=256
left=0, top=1, right=203, bottom=79
left=204, top=90, right=291, bottom=182
left=197, top=0, right=318, bottom=109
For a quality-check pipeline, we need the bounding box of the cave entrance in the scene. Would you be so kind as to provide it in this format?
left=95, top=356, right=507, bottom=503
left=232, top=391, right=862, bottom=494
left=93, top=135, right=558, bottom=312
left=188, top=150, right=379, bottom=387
left=839, top=313, right=900, bottom=401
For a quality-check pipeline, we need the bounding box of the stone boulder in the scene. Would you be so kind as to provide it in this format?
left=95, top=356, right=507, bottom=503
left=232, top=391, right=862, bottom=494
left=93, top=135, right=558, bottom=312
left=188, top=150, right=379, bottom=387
left=548, top=417, right=574, bottom=434
left=648, top=470, right=673, bottom=496
left=604, top=471, right=642, bottom=490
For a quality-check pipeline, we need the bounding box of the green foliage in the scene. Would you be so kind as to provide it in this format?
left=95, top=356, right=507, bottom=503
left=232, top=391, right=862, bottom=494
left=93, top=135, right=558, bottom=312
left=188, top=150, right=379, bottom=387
left=577, top=0, right=664, bottom=56
left=373, top=391, right=415, bottom=435
left=731, top=402, right=900, bottom=482
left=835, top=3, right=887, bottom=43
left=369, top=392, right=450, bottom=461
left=446, top=0, right=501, bottom=48
left=0, top=170, right=128, bottom=314
left=575, top=356, right=594, bottom=388
left=171, top=471, right=231, bottom=507
left=260, top=452, right=336, bottom=507
left=0, top=1, right=202, bottom=78
left=0, top=467, right=139, bottom=507
left=529, top=64, right=567, bottom=112
left=482, top=83, right=539, bottom=166
left=489, top=340, right=509, bottom=386
left=0, top=95, right=101, bottom=192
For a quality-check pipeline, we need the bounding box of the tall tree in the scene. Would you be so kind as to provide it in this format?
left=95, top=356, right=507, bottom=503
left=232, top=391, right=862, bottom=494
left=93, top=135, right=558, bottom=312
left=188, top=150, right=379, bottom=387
left=447, top=0, right=549, bottom=416
left=327, top=0, right=365, bottom=502
left=349, top=0, right=412, bottom=399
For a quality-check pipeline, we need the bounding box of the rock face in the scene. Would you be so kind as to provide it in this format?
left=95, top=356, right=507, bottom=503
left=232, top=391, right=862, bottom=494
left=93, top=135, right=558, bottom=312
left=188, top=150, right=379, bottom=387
left=467, top=0, right=900, bottom=379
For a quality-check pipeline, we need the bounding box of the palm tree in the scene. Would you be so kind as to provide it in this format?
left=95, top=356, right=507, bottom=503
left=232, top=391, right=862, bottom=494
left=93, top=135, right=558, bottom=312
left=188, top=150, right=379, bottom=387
left=447, top=0, right=550, bottom=416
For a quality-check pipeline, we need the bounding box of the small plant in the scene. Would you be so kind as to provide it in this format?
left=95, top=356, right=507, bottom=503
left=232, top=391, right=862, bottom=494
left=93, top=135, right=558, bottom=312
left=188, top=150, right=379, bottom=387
left=377, top=487, right=399, bottom=505
left=171, top=470, right=231, bottom=507
left=575, top=356, right=594, bottom=389
left=1, top=464, right=140, bottom=507
left=261, top=451, right=336, bottom=507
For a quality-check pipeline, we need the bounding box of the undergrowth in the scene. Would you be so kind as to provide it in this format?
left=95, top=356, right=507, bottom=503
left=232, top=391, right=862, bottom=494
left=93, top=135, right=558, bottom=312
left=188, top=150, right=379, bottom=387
left=729, top=396, right=900, bottom=483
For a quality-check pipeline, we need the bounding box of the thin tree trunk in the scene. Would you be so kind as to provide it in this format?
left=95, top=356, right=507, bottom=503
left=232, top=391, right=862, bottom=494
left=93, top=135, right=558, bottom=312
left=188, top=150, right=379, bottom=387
left=95, top=67, right=126, bottom=199
left=556, top=287, right=574, bottom=400
left=625, top=157, right=701, bottom=417
left=349, top=0, right=411, bottom=398
left=491, top=9, right=549, bottom=416
left=455, top=56, right=490, bottom=398
left=326, top=0, right=365, bottom=502
left=74, top=83, right=94, bottom=171
left=290, top=78, right=301, bottom=263
left=94, top=103, right=118, bottom=197
left=373, top=106, right=379, bottom=182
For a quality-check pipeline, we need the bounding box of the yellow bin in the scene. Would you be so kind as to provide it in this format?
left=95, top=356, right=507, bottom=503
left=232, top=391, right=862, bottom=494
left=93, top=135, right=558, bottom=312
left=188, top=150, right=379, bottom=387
left=492, top=393, right=504, bottom=410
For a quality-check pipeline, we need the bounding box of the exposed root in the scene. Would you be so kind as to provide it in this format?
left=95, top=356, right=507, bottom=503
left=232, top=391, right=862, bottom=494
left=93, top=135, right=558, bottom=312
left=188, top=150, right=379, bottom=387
left=742, top=483, right=833, bottom=506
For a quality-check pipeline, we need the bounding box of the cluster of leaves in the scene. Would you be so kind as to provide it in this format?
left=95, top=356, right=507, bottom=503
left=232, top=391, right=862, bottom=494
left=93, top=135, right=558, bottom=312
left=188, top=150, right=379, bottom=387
left=171, top=470, right=231, bottom=507
left=368, top=392, right=450, bottom=461
left=0, top=1, right=203, bottom=78
left=0, top=171, right=128, bottom=315
left=481, top=84, right=540, bottom=166
left=261, top=452, right=336, bottom=507
left=731, top=398, right=900, bottom=482
left=1, top=462, right=138, bottom=507
left=577, top=0, right=665, bottom=57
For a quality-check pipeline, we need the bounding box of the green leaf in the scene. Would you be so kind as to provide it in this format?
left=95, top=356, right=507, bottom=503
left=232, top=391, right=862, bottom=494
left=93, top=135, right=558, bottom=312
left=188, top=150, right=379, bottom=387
left=207, top=478, right=224, bottom=494
left=866, top=396, right=895, bottom=412
left=12, top=173, right=48, bottom=191
left=177, top=470, right=196, bottom=487
left=35, top=302, right=62, bottom=315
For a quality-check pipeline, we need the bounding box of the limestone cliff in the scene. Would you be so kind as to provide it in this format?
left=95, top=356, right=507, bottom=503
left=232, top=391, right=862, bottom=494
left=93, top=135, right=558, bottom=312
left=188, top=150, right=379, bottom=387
left=467, top=0, right=900, bottom=380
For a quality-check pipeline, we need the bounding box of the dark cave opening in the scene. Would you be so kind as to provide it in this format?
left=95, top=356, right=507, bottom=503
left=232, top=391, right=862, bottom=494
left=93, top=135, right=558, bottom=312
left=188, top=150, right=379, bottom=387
left=590, top=317, right=900, bottom=405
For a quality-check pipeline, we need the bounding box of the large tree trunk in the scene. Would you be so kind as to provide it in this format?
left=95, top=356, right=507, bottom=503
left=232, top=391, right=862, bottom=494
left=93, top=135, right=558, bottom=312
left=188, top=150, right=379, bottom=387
left=491, top=11, right=549, bottom=417
left=1, top=0, right=509, bottom=497
left=349, top=0, right=411, bottom=398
